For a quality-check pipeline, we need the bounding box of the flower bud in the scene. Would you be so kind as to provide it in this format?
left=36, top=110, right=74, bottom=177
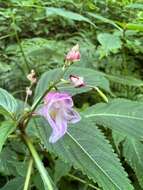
left=27, top=69, right=37, bottom=84
left=69, top=75, right=85, bottom=88
left=66, top=44, right=80, bottom=62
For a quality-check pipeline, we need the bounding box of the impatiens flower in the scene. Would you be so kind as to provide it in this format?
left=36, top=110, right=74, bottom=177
left=37, top=92, right=81, bottom=143
left=69, top=75, right=85, bottom=88
left=66, top=44, right=80, bottom=62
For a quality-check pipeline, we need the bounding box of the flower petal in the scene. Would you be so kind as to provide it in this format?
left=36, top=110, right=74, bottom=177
left=48, top=110, right=67, bottom=143
left=65, top=108, right=81, bottom=124
left=44, top=92, right=73, bottom=107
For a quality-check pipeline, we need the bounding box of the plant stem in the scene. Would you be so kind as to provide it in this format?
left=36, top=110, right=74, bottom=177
left=23, top=158, right=33, bottom=190
left=68, top=174, right=100, bottom=190
left=87, top=85, right=108, bottom=103
left=31, top=67, right=68, bottom=112
left=94, top=87, right=108, bottom=103
left=12, top=14, right=30, bottom=72
left=22, top=133, right=54, bottom=190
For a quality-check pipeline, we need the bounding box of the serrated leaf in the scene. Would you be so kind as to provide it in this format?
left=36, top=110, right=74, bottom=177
left=46, top=7, right=95, bottom=27
left=123, top=138, right=143, bottom=188
left=83, top=99, right=143, bottom=140
left=0, top=121, right=16, bottom=153
left=0, top=88, right=17, bottom=117
left=33, top=118, right=133, bottom=190
left=34, top=67, right=110, bottom=101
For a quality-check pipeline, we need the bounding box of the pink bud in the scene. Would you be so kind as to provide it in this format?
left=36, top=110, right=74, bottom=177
left=69, top=75, right=85, bottom=88
left=66, top=44, right=80, bottom=62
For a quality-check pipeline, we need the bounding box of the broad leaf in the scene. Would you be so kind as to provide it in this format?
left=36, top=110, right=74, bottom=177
left=46, top=7, right=95, bottom=27
left=83, top=99, right=143, bottom=140
left=88, top=12, right=121, bottom=30
left=0, top=147, right=17, bottom=176
left=0, top=88, right=17, bottom=117
left=34, top=68, right=62, bottom=101
left=0, top=121, right=16, bottom=153
left=61, top=67, right=111, bottom=93
left=104, top=74, right=143, bottom=87
left=34, top=67, right=110, bottom=101
left=0, top=177, right=24, bottom=190
left=123, top=138, right=143, bottom=188
left=54, top=158, right=71, bottom=183
left=33, top=118, right=133, bottom=190
left=97, top=33, right=122, bottom=55
left=33, top=173, right=45, bottom=190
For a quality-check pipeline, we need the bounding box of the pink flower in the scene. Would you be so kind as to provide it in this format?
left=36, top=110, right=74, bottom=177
left=69, top=75, right=85, bottom=88
left=66, top=44, right=80, bottom=62
left=37, top=92, right=81, bottom=143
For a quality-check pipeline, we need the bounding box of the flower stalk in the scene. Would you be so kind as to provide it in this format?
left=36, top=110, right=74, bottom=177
left=87, top=85, right=108, bottom=103
left=22, top=133, right=54, bottom=190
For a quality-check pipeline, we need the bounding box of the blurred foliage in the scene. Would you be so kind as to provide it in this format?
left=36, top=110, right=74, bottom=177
left=0, top=0, right=143, bottom=189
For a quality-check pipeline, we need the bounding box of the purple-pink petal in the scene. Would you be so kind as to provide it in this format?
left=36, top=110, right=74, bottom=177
left=49, top=110, right=67, bottom=143
left=37, top=92, right=81, bottom=143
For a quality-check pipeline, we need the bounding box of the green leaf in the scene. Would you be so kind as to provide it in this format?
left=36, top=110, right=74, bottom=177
left=46, top=7, right=95, bottom=27
left=34, top=68, right=62, bottom=101
left=83, top=99, right=143, bottom=140
left=33, top=173, right=45, bottom=190
left=0, top=147, right=17, bottom=176
left=125, top=23, right=143, bottom=32
left=123, top=138, right=143, bottom=188
left=126, top=3, right=143, bottom=10
left=0, top=121, right=16, bottom=153
left=62, top=67, right=111, bottom=93
left=0, top=177, right=24, bottom=190
left=0, top=88, right=17, bottom=117
left=33, top=118, right=133, bottom=190
left=54, top=158, right=71, bottom=183
left=104, top=74, right=143, bottom=87
left=97, top=33, right=122, bottom=55
left=34, top=67, right=110, bottom=101
left=112, top=131, right=125, bottom=152
left=87, top=12, right=122, bottom=30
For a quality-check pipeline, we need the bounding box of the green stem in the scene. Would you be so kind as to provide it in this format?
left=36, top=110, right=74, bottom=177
left=94, top=87, right=108, bottom=103
left=68, top=174, right=100, bottom=190
left=23, top=158, right=33, bottom=190
left=12, top=15, right=30, bottom=72
left=31, top=67, right=68, bottom=112
left=87, top=85, right=108, bottom=103
left=0, top=33, right=15, bottom=40
left=22, top=133, right=54, bottom=190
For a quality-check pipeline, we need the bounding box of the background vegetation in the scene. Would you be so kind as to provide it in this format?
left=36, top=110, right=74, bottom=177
left=0, top=0, right=143, bottom=189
